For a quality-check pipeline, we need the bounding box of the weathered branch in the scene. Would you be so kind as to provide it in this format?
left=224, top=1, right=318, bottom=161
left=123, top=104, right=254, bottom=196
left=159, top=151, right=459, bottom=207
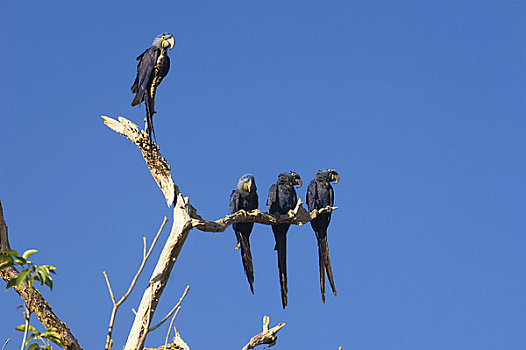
left=242, top=315, right=285, bottom=350
left=145, top=328, right=189, bottom=350
left=102, top=116, right=177, bottom=207
left=165, top=286, right=190, bottom=350
left=103, top=217, right=168, bottom=350
left=123, top=194, right=194, bottom=350
left=2, top=338, right=11, bottom=350
left=0, top=200, right=82, bottom=350
left=149, top=285, right=190, bottom=333
left=102, top=116, right=338, bottom=350
left=190, top=199, right=337, bottom=233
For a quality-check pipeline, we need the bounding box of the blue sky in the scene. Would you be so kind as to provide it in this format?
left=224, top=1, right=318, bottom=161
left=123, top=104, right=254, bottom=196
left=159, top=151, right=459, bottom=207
left=1, top=0, right=525, bottom=349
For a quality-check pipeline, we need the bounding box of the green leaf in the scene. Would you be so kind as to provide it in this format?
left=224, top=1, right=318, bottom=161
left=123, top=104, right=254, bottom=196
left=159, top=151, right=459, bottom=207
left=0, top=254, right=13, bottom=263
left=15, top=269, right=31, bottom=288
left=22, top=249, right=38, bottom=260
left=49, top=336, right=65, bottom=347
left=43, top=330, right=59, bottom=337
left=44, top=277, right=53, bottom=291
left=31, top=332, right=44, bottom=340
left=15, top=324, right=36, bottom=332
left=35, top=269, right=44, bottom=285
left=27, top=342, right=40, bottom=350
left=15, top=257, right=27, bottom=265
left=0, top=261, right=14, bottom=270
left=3, top=249, right=19, bottom=257
left=16, top=304, right=25, bottom=310
left=6, top=278, right=18, bottom=290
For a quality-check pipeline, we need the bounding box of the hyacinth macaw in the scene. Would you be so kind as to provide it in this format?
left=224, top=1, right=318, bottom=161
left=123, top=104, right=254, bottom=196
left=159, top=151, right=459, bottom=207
left=229, top=174, right=259, bottom=293
left=306, top=169, right=340, bottom=303
left=131, top=33, right=175, bottom=141
left=267, top=171, right=302, bottom=308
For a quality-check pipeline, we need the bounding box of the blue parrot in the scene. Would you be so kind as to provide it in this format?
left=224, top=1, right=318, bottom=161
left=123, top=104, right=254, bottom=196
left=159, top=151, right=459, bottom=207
left=131, top=33, right=175, bottom=141
left=306, top=169, right=339, bottom=303
left=229, top=174, right=259, bottom=293
left=267, top=171, right=302, bottom=308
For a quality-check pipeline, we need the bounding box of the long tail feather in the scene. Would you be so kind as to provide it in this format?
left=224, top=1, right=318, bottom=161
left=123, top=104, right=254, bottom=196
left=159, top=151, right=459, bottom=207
left=318, top=243, right=326, bottom=303
left=318, top=235, right=337, bottom=299
left=144, top=97, right=156, bottom=142
left=274, top=227, right=288, bottom=308
left=131, top=93, right=141, bottom=106
left=236, top=232, right=254, bottom=294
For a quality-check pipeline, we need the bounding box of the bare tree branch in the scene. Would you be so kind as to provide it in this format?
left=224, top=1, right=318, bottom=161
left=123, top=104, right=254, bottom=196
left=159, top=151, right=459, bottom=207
left=2, top=338, right=11, bottom=350
left=124, top=194, right=194, bottom=350
left=102, top=116, right=177, bottom=207
left=0, top=200, right=82, bottom=350
left=149, top=285, right=190, bottom=333
left=190, top=199, right=337, bottom=233
left=102, top=116, right=338, bottom=350
left=104, top=217, right=168, bottom=350
left=242, top=316, right=285, bottom=350
left=164, top=307, right=181, bottom=349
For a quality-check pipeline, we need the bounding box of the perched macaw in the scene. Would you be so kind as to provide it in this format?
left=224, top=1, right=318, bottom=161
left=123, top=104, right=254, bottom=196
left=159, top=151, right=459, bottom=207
left=230, top=174, right=259, bottom=293
left=306, top=169, right=339, bottom=303
left=131, top=33, right=175, bottom=141
left=267, top=171, right=302, bottom=308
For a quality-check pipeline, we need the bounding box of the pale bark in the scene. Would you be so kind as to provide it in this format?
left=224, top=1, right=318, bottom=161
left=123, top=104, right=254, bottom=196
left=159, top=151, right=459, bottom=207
left=124, top=194, right=193, bottom=350
left=190, top=198, right=337, bottom=233
left=102, top=116, right=337, bottom=349
left=104, top=218, right=168, bottom=350
left=102, top=116, right=177, bottom=206
left=242, top=316, right=285, bottom=350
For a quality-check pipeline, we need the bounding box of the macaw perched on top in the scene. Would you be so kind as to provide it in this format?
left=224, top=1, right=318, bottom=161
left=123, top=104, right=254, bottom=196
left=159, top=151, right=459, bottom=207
left=131, top=33, right=175, bottom=142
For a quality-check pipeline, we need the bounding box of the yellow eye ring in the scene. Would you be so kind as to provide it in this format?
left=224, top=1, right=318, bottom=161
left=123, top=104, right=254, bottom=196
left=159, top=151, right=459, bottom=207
left=161, top=35, right=165, bottom=39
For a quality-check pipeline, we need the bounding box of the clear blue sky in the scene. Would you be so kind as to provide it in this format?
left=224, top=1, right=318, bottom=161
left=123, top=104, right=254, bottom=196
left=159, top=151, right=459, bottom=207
left=1, top=1, right=525, bottom=349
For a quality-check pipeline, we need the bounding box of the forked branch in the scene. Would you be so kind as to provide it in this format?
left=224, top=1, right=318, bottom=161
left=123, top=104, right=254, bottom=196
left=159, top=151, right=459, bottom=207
left=102, top=116, right=335, bottom=349
left=242, top=316, right=285, bottom=350
left=103, top=217, right=168, bottom=350
left=102, top=116, right=177, bottom=206
left=190, top=199, right=337, bottom=233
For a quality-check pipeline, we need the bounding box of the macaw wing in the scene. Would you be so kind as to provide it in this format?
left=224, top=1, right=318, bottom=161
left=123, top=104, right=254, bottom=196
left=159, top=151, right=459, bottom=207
left=131, top=47, right=160, bottom=105
left=131, top=49, right=148, bottom=93
left=267, top=184, right=279, bottom=214
left=229, top=190, right=240, bottom=214
left=306, top=180, right=317, bottom=211
left=329, top=184, right=334, bottom=207
left=250, top=191, right=259, bottom=210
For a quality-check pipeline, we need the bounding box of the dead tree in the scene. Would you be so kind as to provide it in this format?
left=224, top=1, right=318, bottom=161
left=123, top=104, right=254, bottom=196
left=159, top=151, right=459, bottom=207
left=101, top=116, right=337, bottom=350
left=0, top=115, right=337, bottom=350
